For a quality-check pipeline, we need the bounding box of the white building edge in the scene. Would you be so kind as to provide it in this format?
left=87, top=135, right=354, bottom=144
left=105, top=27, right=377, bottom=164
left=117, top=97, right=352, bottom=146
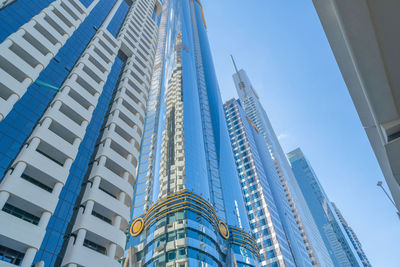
left=313, top=0, right=400, bottom=214
left=0, top=0, right=161, bottom=266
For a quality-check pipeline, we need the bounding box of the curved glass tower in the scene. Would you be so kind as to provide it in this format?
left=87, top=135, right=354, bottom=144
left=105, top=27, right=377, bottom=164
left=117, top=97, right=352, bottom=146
left=126, top=0, right=260, bottom=266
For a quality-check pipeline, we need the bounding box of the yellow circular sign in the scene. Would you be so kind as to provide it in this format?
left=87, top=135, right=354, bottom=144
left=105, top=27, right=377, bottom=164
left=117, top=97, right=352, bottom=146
left=218, top=221, right=229, bottom=239
left=130, top=217, right=144, bottom=237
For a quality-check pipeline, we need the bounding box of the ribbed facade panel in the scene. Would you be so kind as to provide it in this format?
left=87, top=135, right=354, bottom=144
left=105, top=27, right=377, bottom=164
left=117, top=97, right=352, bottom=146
left=0, top=0, right=161, bottom=266
left=0, top=0, right=98, bottom=121
left=232, top=67, right=333, bottom=267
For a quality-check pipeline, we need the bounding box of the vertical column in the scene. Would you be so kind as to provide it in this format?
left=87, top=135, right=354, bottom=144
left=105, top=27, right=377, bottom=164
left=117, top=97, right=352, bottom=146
left=61, top=0, right=160, bottom=266
left=21, top=248, right=38, bottom=267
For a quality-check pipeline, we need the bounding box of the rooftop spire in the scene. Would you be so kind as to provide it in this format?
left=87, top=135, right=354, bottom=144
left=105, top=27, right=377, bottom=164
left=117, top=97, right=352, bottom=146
left=230, top=55, right=239, bottom=75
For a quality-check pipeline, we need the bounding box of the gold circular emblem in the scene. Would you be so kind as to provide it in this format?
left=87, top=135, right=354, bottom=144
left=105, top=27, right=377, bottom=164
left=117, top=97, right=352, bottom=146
left=218, top=221, right=229, bottom=239
left=130, top=217, right=144, bottom=237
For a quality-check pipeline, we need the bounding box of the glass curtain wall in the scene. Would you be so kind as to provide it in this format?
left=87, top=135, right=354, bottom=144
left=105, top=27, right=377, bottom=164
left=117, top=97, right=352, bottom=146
left=128, top=1, right=259, bottom=266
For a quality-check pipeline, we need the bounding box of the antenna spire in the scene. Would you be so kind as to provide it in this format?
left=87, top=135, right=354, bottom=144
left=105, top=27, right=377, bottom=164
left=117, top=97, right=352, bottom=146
left=230, top=55, right=239, bottom=74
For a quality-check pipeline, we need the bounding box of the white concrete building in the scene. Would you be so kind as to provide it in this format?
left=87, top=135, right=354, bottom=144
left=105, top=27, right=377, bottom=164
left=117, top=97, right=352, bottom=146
left=231, top=59, right=334, bottom=267
left=0, top=0, right=161, bottom=266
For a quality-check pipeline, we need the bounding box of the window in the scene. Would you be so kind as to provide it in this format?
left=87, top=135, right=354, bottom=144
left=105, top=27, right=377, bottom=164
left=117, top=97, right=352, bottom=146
left=99, top=186, right=116, bottom=199
left=21, top=173, right=53, bottom=193
left=83, top=239, right=106, bottom=255
left=263, top=229, right=269, bottom=236
left=252, top=232, right=259, bottom=239
left=2, top=203, right=40, bottom=225
left=91, top=210, right=112, bottom=224
left=0, top=245, right=23, bottom=265
left=267, top=249, right=275, bottom=259
left=264, top=239, right=272, bottom=247
left=167, top=251, right=176, bottom=261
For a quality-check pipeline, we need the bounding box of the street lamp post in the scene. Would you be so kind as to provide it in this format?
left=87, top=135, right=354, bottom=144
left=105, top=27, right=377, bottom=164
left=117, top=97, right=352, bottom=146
left=377, top=181, right=400, bottom=220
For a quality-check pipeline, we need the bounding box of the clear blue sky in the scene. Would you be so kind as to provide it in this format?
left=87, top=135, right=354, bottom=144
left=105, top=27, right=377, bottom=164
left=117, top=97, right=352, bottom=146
left=202, top=1, right=400, bottom=266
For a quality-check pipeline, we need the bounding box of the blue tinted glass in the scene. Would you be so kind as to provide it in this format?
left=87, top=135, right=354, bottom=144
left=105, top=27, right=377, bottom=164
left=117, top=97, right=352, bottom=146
left=193, top=1, right=250, bottom=232
left=0, top=0, right=53, bottom=44
left=181, top=0, right=210, bottom=200
left=80, top=0, right=94, bottom=8
left=107, top=1, right=130, bottom=37
left=0, top=0, right=117, bottom=181
left=34, top=53, right=125, bottom=266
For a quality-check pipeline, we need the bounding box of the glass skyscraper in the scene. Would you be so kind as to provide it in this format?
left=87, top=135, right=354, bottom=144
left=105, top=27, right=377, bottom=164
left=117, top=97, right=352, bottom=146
left=331, top=203, right=372, bottom=267
left=0, top=0, right=161, bottom=266
left=288, top=148, right=365, bottom=267
left=125, top=1, right=259, bottom=266
left=231, top=59, right=333, bottom=267
left=224, top=99, right=313, bottom=267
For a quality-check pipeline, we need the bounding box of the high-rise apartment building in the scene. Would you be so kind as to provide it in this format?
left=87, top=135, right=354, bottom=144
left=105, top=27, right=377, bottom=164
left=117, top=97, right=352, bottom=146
left=231, top=60, right=333, bottom=267
left=224, top=99, right=314, bottom=267
left=288, top=148, right=365, bottom=267
left=331, top=203, right=371, bottom=267
left=124, top=1, right=260, bottom=266
left=0, top=0, right=161, bottom=266
left=312, top=0, right=400, bottom=217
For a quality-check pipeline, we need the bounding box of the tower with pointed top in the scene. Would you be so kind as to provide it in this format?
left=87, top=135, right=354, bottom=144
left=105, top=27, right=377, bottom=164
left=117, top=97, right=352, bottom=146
left=230, top=58, right=334, bottom=267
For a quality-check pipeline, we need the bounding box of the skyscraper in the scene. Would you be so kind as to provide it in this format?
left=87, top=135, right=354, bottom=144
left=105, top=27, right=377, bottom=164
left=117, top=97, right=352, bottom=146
left=0, top=0, right=161, bottom=266
left=331, top=203, right=372, bottom=267
left=124, top=1, right=260, bottom=266
left=224, top=99, right=314, bottom=267
left=288, top=148, right=365, bottom=267
left=231, top=59, right=333, bottom=267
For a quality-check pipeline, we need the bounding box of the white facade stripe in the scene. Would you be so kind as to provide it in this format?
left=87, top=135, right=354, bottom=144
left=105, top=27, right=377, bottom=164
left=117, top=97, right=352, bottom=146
left=0, top=0, right=99, bottom=121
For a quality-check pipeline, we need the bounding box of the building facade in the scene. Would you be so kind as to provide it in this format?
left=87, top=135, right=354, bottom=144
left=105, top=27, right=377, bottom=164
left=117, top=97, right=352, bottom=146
left=288, top=148, right=365, bottom=267
left=331, top=203, right=371, bottom=267
left=231, top=61, right=333, bottom=267
left=224, top=99, right=314, bottom=267
left=312, top=0, right=400, bottom=217
left=125, top=1, right=260, bottom=266
left=0, top=0, right=161, bottom=266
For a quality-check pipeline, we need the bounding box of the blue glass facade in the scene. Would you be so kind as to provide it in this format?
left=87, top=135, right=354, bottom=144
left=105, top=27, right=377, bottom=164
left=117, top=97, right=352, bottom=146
left=0, top=1, right=134, bottom=266
left=232, top=65, right=335, bottom=267
left=107, top=1, right=130, bottom=37
left=0, top=1, right=53, bottom=44
left=224, top=99, right=313, bottom=267
left=34, top=53, right=126, bottom=266
left=129, top=1, right=258, bottom=266
left=288, top=148, right=363, bottom=267
left=332, top=203, right=372, bottom=267
left=0, top=0, right=117, bottom=180
left=193, top=3, right=250, bottom=228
